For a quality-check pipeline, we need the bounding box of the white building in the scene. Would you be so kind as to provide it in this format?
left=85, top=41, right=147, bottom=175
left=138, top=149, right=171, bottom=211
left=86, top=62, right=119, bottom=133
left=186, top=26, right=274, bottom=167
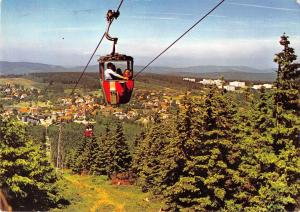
left=198, top=79, right=224, bottom=87
left=183, top=78, right=196, bottom=82
left=214, top=79, right=224, bottom=87
left=263, top=84, right=273, bottom=89
left=198, top=79, right=214, bottom=85
left=252, top=84, right=273, bottom=90
left=224, top=85, right=236, bottom=91
left=229, top=81, right=246, bottom=88
left=252, top=85, right=263, bottom=90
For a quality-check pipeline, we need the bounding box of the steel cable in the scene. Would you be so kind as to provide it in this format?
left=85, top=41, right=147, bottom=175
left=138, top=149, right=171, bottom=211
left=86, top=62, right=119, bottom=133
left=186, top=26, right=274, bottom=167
left=134, top=0, right=226, bottom=78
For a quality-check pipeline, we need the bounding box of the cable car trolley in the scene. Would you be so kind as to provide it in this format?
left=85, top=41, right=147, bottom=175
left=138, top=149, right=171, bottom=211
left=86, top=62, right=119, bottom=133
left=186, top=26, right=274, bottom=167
left=99, top=5, right=134, bottom=105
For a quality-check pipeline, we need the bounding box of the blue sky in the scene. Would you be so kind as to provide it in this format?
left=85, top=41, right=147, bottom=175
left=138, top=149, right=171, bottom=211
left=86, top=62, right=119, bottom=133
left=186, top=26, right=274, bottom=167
left=1, top=0, right=300, bottom=69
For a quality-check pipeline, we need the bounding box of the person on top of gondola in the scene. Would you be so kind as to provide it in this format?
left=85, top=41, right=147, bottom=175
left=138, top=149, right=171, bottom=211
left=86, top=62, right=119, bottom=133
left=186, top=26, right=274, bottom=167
left=105, top=62, right=128, bottom=80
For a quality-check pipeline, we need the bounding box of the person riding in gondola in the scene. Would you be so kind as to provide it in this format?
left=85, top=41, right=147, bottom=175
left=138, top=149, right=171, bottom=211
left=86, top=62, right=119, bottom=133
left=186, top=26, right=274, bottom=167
left=123, top=69, right=133, bottom=79
left=116, top=68, right=123, bottom=76
left=104, top=62, right=128, bottom=80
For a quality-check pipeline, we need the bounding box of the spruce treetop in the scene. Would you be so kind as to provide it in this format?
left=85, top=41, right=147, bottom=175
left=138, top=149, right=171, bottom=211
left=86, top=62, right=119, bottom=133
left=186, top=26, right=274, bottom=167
left=274, top=33, right=300, bottom=111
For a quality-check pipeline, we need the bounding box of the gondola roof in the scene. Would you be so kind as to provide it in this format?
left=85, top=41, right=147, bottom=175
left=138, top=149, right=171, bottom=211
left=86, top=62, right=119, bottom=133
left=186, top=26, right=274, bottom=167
left=98, top=53, right=133, bottom=63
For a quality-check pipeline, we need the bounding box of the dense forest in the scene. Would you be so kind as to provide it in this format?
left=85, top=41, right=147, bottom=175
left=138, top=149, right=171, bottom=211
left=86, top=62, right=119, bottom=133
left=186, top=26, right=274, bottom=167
left=0, top=36, right=299, bottom=210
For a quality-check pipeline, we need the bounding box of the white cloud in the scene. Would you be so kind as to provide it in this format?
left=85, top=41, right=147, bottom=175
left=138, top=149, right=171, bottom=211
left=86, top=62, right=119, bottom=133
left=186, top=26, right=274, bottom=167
left=120, top=37, right=300, bottom=68
left=297, top=0, right=300, bottom=5
left=41, top=27, right=100, bottom=32
left=127, top=12, right=227, bottom=21
left=229, top=2, right=300, bottom=12
left=0, top=0, right=2, bottom=19
left=2, top=36, right=300, bottom=68
left=124, top=15, right=177, bottom=21
left=121, top=14, right=227, bottom=23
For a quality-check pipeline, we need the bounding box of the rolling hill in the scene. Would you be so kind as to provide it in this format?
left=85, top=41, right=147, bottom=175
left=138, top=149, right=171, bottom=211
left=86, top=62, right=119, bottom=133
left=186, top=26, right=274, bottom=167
left=170, top=71, right=276, bottom=82
left=0, top=61, right=68, bottom=75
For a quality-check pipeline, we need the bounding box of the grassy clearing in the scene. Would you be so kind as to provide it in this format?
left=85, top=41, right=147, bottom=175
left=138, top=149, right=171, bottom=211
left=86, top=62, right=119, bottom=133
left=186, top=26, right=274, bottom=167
left=53, top=171, right=163, bottom=212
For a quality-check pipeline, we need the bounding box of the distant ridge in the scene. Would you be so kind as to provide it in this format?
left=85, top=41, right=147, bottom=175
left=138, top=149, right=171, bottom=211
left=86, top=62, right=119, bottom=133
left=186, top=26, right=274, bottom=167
left=171, top=65, right=274, bottom=74
left=0, top=61, right=67, bottom=75
left=0, top=61, right=275, bottom=81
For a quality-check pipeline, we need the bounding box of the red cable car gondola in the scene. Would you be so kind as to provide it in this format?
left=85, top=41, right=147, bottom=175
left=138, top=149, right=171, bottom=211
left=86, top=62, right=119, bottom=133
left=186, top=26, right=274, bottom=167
left=99, top=54, right=134, bottom=105
left=84, top=124, right=94, bottom=138
left=99, top=8, right=134, bottom=105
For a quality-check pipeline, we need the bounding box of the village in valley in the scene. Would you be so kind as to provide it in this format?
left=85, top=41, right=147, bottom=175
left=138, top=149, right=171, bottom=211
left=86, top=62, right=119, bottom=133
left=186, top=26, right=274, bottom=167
left=0, top=77, right=176, bottom=127
left=0, top=74, right=275, bottom=129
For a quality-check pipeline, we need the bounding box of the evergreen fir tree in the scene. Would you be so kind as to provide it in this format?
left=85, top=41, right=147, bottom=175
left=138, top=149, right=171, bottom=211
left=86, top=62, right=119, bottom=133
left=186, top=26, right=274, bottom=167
left=133, top=131, right=146, bottom=148
left=165, top=88, right=238, bottom=211
left=133, top=114, right=173, bottom=194
left=71, top=138, right=86, bottom=174
left=65, top=149, right=77, bottom=171
left=274, top=33, right=300, bottom=111
left=236, top=35, right=300, bottom=211
left=163, top=96, right=201, bottom=210
left=233, top=89, right=275, bottom=209
left=266, top=34, right=300, bottom=210
left=131, top=131, right=146, bottom=175
left=0, top=118, right=60, bottom=210
left=106, top=121, right=132, bottom=177
left=91, top=138, right=108, bottom=175
left=91, top=127, right=111, bottom=175
left=81, top=136, right=98, bottom=174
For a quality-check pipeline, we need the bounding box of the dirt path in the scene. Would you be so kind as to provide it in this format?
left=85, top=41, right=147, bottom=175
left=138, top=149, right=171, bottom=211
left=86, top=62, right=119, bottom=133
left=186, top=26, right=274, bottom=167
left=90, top=187, right=124, bottom=212
left=64, top=175, right=124, bottom=212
